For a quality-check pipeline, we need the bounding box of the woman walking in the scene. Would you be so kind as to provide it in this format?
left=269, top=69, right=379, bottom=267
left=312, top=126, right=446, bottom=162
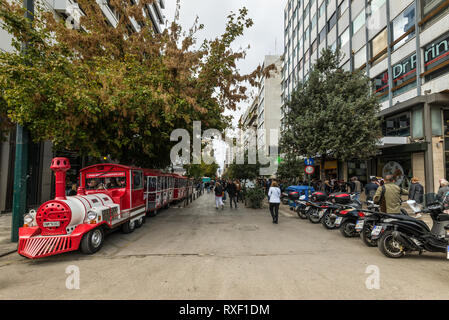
left=214, top=182, right=224, bottom=210
left=268, top=181, right=281, bottom=224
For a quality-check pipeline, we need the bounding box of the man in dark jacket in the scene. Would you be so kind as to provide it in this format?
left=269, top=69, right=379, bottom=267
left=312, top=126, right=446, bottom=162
left=226, top=181, right=238, bottom=209
left=365, top=177, right=379, bottom=201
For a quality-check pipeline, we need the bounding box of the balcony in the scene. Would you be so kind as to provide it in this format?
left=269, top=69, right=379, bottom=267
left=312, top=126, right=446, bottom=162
left=378, top=136, right=409, bottom=147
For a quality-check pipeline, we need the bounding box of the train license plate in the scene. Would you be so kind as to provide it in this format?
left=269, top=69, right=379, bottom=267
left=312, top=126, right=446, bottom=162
left=335, top=217, right=343, bottom=226
left=43, top=221, right=60, bottom=227
left=355, top=220, right=364, bottom=231
left=371, top=226, right=382, bottom=236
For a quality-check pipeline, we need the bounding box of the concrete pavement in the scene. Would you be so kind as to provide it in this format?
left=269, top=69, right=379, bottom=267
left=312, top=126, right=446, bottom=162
left=1, top=193, right=449, bottom=300
left=0, top=213, right=17, bottom=258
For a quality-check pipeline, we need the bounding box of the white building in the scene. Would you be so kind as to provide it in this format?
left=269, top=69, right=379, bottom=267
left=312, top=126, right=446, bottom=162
left=282, top=0, right=449, bottom=191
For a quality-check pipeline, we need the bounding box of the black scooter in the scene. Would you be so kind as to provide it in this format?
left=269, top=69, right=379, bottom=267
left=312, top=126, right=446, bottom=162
left=373, top=195, right=449, bottom=258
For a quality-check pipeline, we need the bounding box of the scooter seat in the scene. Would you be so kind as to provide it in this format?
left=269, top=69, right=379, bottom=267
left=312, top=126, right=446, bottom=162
left=437, top=214, right=449, bottom=222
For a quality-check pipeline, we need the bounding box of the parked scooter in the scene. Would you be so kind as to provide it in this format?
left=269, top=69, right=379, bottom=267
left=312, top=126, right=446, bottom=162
left=322, top=193, right=361, bottom=230
left=373, top=193, right=449, bottom=258
left=307, top=192, right=329, bottom=224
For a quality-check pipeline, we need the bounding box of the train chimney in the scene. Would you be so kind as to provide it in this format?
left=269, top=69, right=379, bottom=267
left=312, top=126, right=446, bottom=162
left=50, top=157, right=71, bottom=200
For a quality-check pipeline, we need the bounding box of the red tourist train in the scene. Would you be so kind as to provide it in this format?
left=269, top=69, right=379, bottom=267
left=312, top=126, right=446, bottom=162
left=17, top=157, right=194, bottom=259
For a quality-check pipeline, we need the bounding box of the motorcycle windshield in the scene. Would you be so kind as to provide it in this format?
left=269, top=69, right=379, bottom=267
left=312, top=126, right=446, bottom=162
left=425, top=193, right=439, bottom=205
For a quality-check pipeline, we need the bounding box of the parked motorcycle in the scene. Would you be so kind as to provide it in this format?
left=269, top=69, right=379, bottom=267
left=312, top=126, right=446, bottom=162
left=305, top=192, right=329, bottom=224
left=373, top=193, right=449, bottom=258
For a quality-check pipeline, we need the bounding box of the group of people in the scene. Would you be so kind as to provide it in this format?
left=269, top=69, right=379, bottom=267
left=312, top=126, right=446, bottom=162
left=213, top=179, right=243, bottom=210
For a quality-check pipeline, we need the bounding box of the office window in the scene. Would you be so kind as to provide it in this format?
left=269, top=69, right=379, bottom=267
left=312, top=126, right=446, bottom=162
left=391, top=4, right=415, bottom=51
left=328, top=12, right=337, bottom=31
left=329, top=41, right=337, bottom=52
left=392, top=53, right=417, bottom=97
left=312, top=39, right=317, bottom=54
left=311, top=13, right=317, bottom=30
left=373, top=70, right=389, bottom=102
left=369, top=0, right=386, bottom=15
left=353, top=9, right=366, bottom=34
left=304, top=26, right=309, bottom=42
left=370, top=28, right=388, bottom=63
left=338, top=0, right=349, bottom=18
left=319, top=26, right=327, bottom=44
left=319, top=1, right=326, bottom=18
left=422, top=0, right=448, bottom=17
left=382, top=113, right=411, bottom=137
left=339, top=27, right=350, bottom=47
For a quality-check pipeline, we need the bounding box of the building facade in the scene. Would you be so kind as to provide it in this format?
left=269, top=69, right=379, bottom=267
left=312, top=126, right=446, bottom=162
left=282, top=0, right=449, bottom=191
left=0, top=0, right=165, bottom=213
left=239, top=55, right=282, bottom=161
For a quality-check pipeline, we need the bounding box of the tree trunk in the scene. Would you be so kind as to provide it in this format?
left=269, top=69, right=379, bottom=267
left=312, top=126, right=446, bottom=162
left=320, top=155, right=326, bottom=186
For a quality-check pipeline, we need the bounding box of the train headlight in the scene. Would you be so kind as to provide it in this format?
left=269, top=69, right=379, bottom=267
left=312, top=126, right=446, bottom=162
left=87, top=211, right=97, bottom=221
left=24, top=214, right=34, bottom=224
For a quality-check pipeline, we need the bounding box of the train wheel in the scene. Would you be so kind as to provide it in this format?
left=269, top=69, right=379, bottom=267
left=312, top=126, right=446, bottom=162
left=80, top=228, right=104, bottom=254
left=135, top=216, right=145, bottom=228
left=147, top=210, right=157, bottom=217
left=121, top=219, right=136, bottom=234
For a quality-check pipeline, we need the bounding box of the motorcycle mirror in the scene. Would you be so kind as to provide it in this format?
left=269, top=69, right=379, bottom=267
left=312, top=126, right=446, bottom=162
left=406, top=200, right=421, bottom=213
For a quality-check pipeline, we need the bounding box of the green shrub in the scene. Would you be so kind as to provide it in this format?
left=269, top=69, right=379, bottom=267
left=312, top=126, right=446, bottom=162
left=245, top=186, right=266, bottom=209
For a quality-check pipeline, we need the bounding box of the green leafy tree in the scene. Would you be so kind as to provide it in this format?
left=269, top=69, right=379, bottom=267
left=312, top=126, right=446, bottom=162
left=0, top=0, right=272, bottom=168
left=280, top=48, right=382, bottom=180
left=277, top=155, right=304, bottom=182
left=226, top=149, right=261, bottom=180
left=184, top=161, right=218, bottom=178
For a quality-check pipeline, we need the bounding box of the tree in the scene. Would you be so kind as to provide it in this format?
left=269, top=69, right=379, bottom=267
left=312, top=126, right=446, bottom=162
left=277, top=154, right=304, bottom=182
left=184, top=161, right=218, bottom=179
left=225, top=149, right=260, bottom=180
left=0, top=0, right=272, bottom=168
left=280, top=48, right=382, bottom=180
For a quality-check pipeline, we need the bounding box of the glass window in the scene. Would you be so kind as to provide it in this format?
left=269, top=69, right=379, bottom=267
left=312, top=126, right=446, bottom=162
left=392, top=53, right=417, bottom=96
left=412, top=108, right=423, bottom=138
left=311, top=13, right=317, bottom=30
left=338, top=0, right=349, bottom=17
left=133, top=171, right=143, bottom=189
left=339, top=27, right=350, bottom=47
left=383, top=113, right=410, bottom=137
left=370, top=28, right=388, bottom=62
left=422, top=0, right=447, bottom=17
left=353, top=9, right=366, bottom=34
left=424, top=31, right=449, bottom=82
left=391, top=4, right=415, bottom=51
left=369, top=0, right=386, bottom=15
left=373, top=70, right=389, bottom=101
left=432, top=107, right=443, bottom=136
left=328, top=12, right=337, bottom=32
left=319, top=26, right=326, bottom=43
left=319, top=2, right=326, bottom=18
left=354, top=48, right=366, bottom=69
left=85, top=173, right=127, bottom=190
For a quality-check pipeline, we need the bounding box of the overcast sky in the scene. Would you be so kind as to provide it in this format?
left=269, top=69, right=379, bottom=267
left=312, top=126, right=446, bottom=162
left=164, top=0, right=285, bottom=170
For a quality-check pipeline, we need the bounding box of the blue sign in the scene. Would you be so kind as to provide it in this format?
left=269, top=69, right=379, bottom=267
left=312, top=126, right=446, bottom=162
left=304, top=158, right=315, bottom=166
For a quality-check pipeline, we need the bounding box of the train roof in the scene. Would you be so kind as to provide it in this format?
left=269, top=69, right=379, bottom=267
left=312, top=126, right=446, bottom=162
left=80, top=163, right=143, bottom=172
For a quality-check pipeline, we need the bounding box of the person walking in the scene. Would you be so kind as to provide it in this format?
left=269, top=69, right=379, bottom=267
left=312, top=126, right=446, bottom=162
left=351, top=177, right=362, bottom=202
left=235, top=180, right=242, bottom=203
left=364, top=177, right=379, bottom=201
left=373, top=175, right=408, bottom=214
left=268, top=181, right=281, bottom=224
left=437, top=179, right=449, bottom=201
left=227, top=180, right=238, bottom=209
left=214, top=182, right=224, bottom=210
left=409, top=177, right=424, bottom=218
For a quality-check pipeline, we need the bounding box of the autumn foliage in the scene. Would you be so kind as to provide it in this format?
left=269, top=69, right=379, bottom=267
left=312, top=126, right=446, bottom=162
left=0, top=0, right=270, bottom=168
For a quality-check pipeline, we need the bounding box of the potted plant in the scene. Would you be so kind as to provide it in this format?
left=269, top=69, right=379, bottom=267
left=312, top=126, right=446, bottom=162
left=245, top=186, right=266, bottom=209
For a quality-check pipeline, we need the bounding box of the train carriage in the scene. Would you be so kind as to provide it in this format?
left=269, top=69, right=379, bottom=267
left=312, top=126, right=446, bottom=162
left=143, top=169, right=163, bottom=215
left=18, top=158, right=146, bottom=259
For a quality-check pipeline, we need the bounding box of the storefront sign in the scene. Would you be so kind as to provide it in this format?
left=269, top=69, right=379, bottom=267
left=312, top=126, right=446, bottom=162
left=424, top=31, right=449, bottom=73
left=392, top=53, right=417, bottom=87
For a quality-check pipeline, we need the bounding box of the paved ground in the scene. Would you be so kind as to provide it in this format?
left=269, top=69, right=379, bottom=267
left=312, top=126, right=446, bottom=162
left=1, top=193, right=449, bottom=300
left=0, top=213, right=17, bottom=258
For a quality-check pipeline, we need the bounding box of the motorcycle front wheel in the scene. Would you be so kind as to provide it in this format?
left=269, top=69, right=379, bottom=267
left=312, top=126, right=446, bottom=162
left=360, top=222, right=377, bottom=247
left=377, top=230, right=405, bottom=258
left=321, top=211, right=336, bottom=229
left=339, top=220, right=358, bottom=238
left=296, top=207, right=308, bottom=219
left=308, top=208, right=321, bottom=224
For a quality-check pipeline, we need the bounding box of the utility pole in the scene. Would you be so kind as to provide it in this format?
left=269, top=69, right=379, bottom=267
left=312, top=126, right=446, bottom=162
left=11, top=0, right=34, bottom=242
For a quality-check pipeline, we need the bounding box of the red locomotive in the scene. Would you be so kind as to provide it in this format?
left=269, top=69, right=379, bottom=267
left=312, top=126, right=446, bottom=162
left=18, top=157, right=191, bottom=259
